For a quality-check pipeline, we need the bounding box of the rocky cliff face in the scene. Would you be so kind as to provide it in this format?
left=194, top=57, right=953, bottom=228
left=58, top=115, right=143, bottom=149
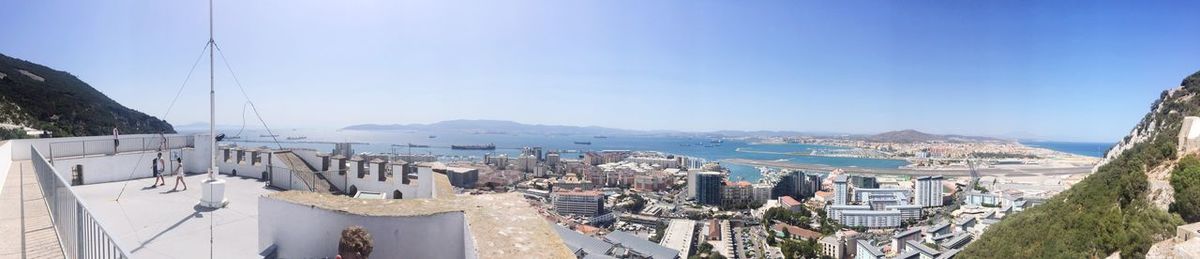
left=1095, top=86, right=1196, bottom=210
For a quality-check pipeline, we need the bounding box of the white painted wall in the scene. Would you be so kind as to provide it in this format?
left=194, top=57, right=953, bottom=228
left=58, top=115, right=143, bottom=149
left=258, top=197, right=473, bottom=259
left=5, top=134, right=193, bottom=161
left=51, top=151, right=166, bottom=185
left=0, top=141, right=12, bottom=194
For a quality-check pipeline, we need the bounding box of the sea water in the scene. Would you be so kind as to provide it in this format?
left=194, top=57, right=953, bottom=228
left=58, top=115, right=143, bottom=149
left=223, top=129, right=1105, bottom=182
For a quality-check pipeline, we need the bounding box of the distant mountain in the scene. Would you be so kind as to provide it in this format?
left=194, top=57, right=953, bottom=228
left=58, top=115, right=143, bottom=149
left=0, top=53, right=173, bottom=138
left=344, top=119, right=650, bottom=136
left=864, top=129, right=1006, bottom=143
left=345, top=120, right=1013, bottom=140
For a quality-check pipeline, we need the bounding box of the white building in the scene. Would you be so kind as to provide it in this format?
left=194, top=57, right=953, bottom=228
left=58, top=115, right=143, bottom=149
left=552, top=189, right=605, bottom=217
left=915, top=175, right=944, bottom=207
left=834, top=175, right=849, bottom=205
left=660, top=219, right=696, bottom=257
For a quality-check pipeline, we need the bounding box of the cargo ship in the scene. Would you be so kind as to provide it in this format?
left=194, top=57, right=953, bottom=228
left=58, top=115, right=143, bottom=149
left=407, top=143, right=430, bottom=148
left=451, top=143, right=496, bottom=150
left=286, top=136, right=307, bottom=140
left=574, top=141, right=591, bottom=145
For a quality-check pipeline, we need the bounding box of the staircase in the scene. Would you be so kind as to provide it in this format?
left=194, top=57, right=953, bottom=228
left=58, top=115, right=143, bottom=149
left=275, top=151, right=341, bottom=194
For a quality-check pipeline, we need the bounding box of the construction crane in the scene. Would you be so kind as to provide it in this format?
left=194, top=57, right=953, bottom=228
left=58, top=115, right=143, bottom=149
left=966, top=158, right=981, bottom=191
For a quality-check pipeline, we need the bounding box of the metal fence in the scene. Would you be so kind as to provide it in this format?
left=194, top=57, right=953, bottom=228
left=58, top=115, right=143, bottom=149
left=31, top=146, right=130, bottom=259
left=47, top=135, right=193, bottom=162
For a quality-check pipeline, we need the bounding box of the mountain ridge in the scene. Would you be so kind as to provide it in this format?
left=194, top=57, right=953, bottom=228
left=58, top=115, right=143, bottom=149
left=0, top=53, right=174, bottom=138
left=961, top=70, right=1200, bottom=258
left=343, top=120, right=1005, bottom=140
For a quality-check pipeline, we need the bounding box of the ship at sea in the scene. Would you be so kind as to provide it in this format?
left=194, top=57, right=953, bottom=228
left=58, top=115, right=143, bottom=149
left=286, top=136, right=307, bottom=140
left=451, top=143, right=496, bottom=150
left=574, top=141, right=591, bottom=145
left=260, top=134, right=280, bottom=137
left=407, top=143, right=430, bottom=148
left=594, top=136, right=608, bottom=139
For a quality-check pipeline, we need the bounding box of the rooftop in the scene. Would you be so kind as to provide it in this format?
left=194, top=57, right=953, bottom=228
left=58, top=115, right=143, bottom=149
left=72, top=173, right=274, bottom=258
left=268, top=191, right=574, bottom=258
left=906, top=239, right=941, bottom=256
left=604, top=231, right=680, bottom=259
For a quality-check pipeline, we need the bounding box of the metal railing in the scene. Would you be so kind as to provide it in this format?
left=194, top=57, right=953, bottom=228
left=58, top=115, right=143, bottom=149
left=48, top=135, right=193, bottom=162
left=31, top=146, right=130, bottom=259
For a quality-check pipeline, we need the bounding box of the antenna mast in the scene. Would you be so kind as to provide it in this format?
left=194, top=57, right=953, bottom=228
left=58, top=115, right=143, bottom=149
left=200, top=0, right=228, bottom=211
left=208, top=0, right=216, bottom=180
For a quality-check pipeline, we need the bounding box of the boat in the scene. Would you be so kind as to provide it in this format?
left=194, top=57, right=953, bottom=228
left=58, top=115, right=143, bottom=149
left=286, top=136, right=307, bottom=140
left=226, top=136, right=242, bottom=140
left=407, top=143, right=430, bottom=148
left=574, top=141, right=591, bottom=145
left=428, top=135, right=437, bottom=138
left=594, top=136, right=608, bottom=139
left=259, top=134, right=279, bottom=137
left=451, top=144, right=496, bottom=150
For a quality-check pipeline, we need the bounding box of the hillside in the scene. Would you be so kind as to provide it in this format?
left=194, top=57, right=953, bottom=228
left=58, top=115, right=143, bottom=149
left=961, top=71, right=1200, bottom=258
left=864, top=129, right=1005, bottom=143
left=0, top=53, right=173, bottom=138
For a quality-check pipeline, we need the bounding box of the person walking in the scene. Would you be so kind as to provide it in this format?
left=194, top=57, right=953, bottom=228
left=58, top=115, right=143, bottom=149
left=151, top=152, right=166, bottom=187
left=172, top=156, right=187, bottom=191
left=112, top=127, right=120, bottom=155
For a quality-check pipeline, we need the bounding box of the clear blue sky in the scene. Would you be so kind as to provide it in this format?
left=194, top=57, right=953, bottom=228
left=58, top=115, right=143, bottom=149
left=3, top=1, right=1199, bottom=142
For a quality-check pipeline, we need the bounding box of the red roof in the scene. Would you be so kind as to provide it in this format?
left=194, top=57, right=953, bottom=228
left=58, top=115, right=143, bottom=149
left=771, top=223, right=822, bottom=240
left=780, top=196, right=802, bottom=207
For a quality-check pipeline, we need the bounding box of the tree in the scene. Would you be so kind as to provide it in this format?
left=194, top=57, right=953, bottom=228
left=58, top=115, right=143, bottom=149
left=1171, top=155, right=1200, bottom=222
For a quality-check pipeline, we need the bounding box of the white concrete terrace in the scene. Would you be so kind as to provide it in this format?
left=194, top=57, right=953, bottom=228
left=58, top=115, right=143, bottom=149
left=71, top=173, right=274, bottom=258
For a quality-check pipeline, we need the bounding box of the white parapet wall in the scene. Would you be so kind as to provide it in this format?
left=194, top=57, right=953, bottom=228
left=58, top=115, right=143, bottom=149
left=0, top=134, right=205, bottom=185
left=0, top=141, right=12, bottom=193
left=258, top=195, right=473, bottom=259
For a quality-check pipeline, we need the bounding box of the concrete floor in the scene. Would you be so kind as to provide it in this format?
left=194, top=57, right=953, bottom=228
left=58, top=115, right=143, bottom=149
left=72, top=173, right=278, bottom=259
left=0, top=161, right=65, bottom=259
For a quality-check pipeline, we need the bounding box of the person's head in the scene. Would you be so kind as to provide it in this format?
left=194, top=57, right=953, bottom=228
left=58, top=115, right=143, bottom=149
left=337, top=226, right=373, bottom=259
left=157, top=153, right=162, bottom=158
left=176, top=157, right=182, bottom=164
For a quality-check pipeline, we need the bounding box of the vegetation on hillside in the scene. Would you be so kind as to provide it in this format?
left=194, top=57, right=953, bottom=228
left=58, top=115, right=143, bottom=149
left=962, top=71, right=1200, bottom=258
left=1171, top=155, right=1200, bottom=222
left=0, top=53, right=174, bottom=137
left=0, top=128, right=29, bottom=140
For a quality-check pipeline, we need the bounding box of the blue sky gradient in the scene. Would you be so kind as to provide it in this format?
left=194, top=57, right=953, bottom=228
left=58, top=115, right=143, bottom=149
left=2, top=1, right=1199, bottom=142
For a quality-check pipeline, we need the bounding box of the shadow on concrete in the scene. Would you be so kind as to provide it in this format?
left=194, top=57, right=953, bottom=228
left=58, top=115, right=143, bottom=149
left=128, top=211, right=203, bottom=253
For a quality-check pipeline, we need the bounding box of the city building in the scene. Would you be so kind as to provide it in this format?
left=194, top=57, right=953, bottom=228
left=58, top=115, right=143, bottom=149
left=779, top=196, right=803, bottom=212
left=660, top=219, right=696, bottom=257
left=552, top=189, right=605, bottom=217
left=552, top=173, right=594, bottom=191
left=753, top=183, right=772, bottom=205
left=855, top=240, right=885, bottom=259
left=771, top=170, right=805, bottom=199
left=891, top=228, right=923, bottom=254
left=839, top=210, right=902, bottom=229
left=627, top=156, right=681, bottom=169
left=906, top=239, right=942, bottom=259
left=849, top=175, right=879, bottom=189
left=694, top=171, right=723, bottom=206
left=721, top=181, right=757, bottom=208
left=604, top=231, right=682, bottom=259
left=834, top=175, right=849, bottom=205
left=915, top=175, right=945, bottom=207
